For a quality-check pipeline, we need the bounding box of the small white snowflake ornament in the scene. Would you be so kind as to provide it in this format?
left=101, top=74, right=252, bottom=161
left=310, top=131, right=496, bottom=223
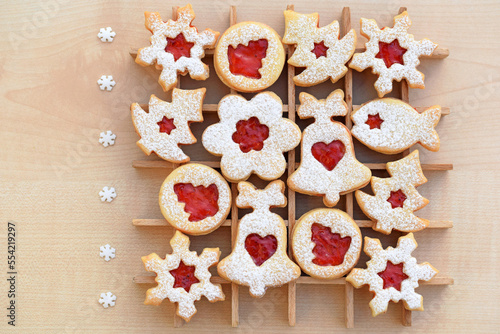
left=99, top=186, right=116, bottom=202
left=97, top=27, right=116, bottom=42
left=349, top=11, right=438, bottom=97
left=97, top=75, right=116, bottom=91
left=142, top=231, right=225, bottom=322
left=100, top=244, right=115, bottom=261
left=99, top=292, right=116, bottom=308
left=346, top=233, right=438, bottom=317
left=99, top=130, right=116, bottom=147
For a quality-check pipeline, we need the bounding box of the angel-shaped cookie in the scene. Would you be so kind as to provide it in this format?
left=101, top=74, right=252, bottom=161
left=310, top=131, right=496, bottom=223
left=217, top=181, right=301, bottom=297
left=287, top=90, right=371, bottom=207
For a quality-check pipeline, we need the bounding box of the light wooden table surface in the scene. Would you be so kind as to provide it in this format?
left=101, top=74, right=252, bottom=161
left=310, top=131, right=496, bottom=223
left=1, top=0, right=499, bottom=332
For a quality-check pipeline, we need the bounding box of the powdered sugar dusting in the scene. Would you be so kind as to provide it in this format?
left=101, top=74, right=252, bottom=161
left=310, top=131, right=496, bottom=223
left=349, top=11, right=438, bottom=97
left=159, top=163, right=231, bottom=235
left=292, top=209, right=362, bottom=279
left=346, top=233, right=438, bottom=316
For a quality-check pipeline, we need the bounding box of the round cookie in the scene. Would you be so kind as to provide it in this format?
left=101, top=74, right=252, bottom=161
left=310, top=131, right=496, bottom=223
left=159, top=163, right=231, bottom=235
left=214, top=21, right=285, bottom=93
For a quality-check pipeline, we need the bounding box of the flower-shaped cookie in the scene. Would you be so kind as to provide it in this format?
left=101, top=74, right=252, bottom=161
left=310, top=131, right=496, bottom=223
left=142, top=230, right=225, bottom=322
left=355, top=150, right=429, bottom=234
left=202, top=92, right=301, bottom=182
left=346, top=233, right=438, bottom=317
left=136, top=4, right=219, bottom=91
left=131, top=88, right=205, bottom=163
left=282, top=10, right=356, bottom=86
left=349, top=11, right=437, bottom=97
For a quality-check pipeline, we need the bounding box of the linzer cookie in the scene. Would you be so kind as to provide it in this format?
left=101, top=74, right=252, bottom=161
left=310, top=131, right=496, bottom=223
left=142, top=230, right=225, bottom=322
left=214, top=22, right=285, bottom=92
left=131, top=88, right=205, bottom=163
left=282, top=9, right=356, bottom=86
left=351, top=98, right=441, bottom=154
left=355, top=150, right=429, bottom=234
left=346, top=233, right=438, bottom=317
left=349, top=11, right=438, bottom=97
left=217, top=181, right=300, bottom=297
left=135, top=4, right=219, bottom=91
left=202, top=92, right=301, bottom=182
left=159, top=163, right=231, bottom=235
left=287, top=90, right=371, bottom=207
left=292, top=209, right=362, bottom=279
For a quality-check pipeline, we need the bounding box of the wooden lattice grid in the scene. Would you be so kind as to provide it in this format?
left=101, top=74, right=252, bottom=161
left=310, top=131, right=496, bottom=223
left=130, top=5, right=453, bottom=328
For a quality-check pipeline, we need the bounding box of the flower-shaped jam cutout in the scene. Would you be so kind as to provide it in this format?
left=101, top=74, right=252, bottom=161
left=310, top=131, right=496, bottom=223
left=232, top=117, right=270, bottom=153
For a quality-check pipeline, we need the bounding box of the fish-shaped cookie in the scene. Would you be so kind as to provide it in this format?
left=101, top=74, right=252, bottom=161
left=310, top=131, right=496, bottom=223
left=351, top=98, right=441, bottom=154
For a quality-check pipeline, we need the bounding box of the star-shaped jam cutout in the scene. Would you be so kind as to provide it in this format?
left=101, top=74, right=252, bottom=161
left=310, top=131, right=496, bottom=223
left=228, top=39, right=268, bottom=79
left=165, top=33, right=195, bottom=61
left=174, top=183, right=219, bottom=222
left=375, top=39, right=407, bottom=68
left=232, top=117, right=270, bottom=153
left=365, top=113, right=384, bottom=129
left=377, top=261, right=409, bottom=291
left=311, top=223, right=351, bottom=266
left=169, top=260, right=200, bottom=293
left=312, top=41, right=329, bottom=58
left=157, top=116, right=176, bottom=134
left=387, top=189, right=407, bottom=209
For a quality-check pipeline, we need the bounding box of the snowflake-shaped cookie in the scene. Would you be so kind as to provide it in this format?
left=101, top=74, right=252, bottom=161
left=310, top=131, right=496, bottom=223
left=131, top=88, right=205, bottom=163
left=218, top=181, right=300, bottom=297
left=287, top=90, right=371, bottom=207
left=97, top=27, right=116, bottom=42
left=282, top=10, right=357, bottom=86
left=202, top=92, right=301, bottom=182
left=97, top=75, right=115, bottom=91
left=136, top=4, right=219, bottom=92
left=346, top=233, right=438, bottom=316
left=349, top=11, right=438, bottom=97
left=100, top=244, right=115, bottom=261
left=142, top=230, right=225, bottom=322
left=99, top=186, right=116, bottom=202
left=355, top=150, right=429, bottom=234
left=99, top=130, right=116, bottom=147
left=99, top=292, right=116, bottom=308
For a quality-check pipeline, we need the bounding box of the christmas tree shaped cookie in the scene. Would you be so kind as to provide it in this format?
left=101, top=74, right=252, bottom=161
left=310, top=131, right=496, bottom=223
left=287, top=90, right=371, bottom=207
left=355, top=150, right=429, bottom=234
left=142, top=231, right=225, bottom=322
left=346, top=233, right=438, bottom=316
left=217, top=181, right=301, bottom=297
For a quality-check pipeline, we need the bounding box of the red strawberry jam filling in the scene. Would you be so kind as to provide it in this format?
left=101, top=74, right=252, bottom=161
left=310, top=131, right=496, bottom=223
left=377, top=261, right=408, bottom=291
left=245, top=233, right=278, bottom=266
left=311, top=140, right=346, bottom=171
left=375, top=39, right=407, bottom=68
left=312, top=41, right=329, bottom=58
left=366, top=113, right=384, bottom=129
left=173, top=183, right=219, bottom=222
left=387, top=189, right=407, bottom=209
left=165, top=33, right=194, bottom=61
left=157, top=116, right=176, bottom=134
left=311, top=223, right=351, bottom=266
left=227, top=39, right=268, bottom=79
left=232, top=117, right=269, bottom=153
left=169, top=260, right=200, bottom=293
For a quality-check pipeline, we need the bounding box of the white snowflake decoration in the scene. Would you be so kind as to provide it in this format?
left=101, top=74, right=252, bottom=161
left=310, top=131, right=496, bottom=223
left=99, top=130, right=116, bottom=147
left=346, top=233, right=438, bottom=316
left=349, top=11, right=437, bottom=97
left=99, top=186, right=116, bottom=202
left=97, top=75, right=116, bottom=91
left=100, top=244, right=115, bottom=261
left=97, top=27, right=116, bottom=42
left=99, top=292, right=116, bottom=308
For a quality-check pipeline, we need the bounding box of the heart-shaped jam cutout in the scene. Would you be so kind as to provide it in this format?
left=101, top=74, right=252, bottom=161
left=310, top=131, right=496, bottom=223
left=232, top=117, right=269, bottom=153
left=387, top=189, right=407, bottom=209
left=366, top=113, right=384, bottom=129
left=312, top=41, right=329, bottom=58
left=311, top=140, right=346, bottom=171
left=169, top=260, right=200, bottom=293
left=228, top=39, right=268, bottom=79
left=245, top=233, right=278, bottom=266
left=377, top=261, right=408, bottom=291
left=311, top=223, right=351, bottom=266
left=165, top=33, right=194, bottom=61
left=174, top=183, right=219, bottom=222
left=157, top=116, right=176, bottom=134
left=375, top=39, right=407, bottom=68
